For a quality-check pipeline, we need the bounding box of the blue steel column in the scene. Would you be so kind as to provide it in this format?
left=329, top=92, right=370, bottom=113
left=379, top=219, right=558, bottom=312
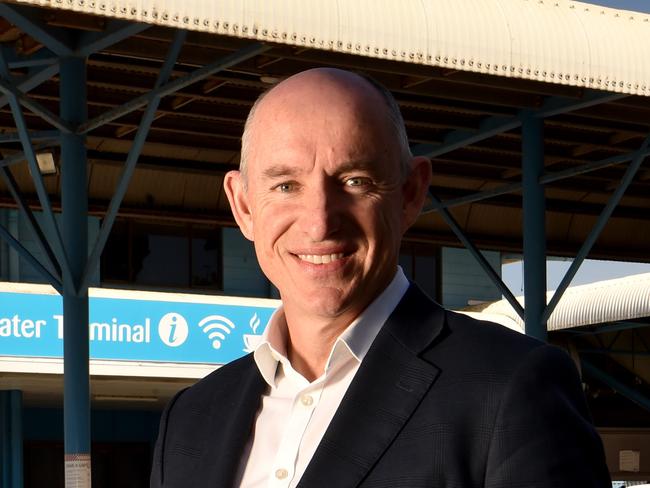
left=0, top=390, right=23, bottom=488
left=60, top=56, right=91, bottom=485
left=521, top=114, right=547, bottom=341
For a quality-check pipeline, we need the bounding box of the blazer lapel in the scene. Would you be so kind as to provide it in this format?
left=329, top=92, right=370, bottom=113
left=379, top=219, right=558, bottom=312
left=298, top=285, right=446, bottom=488
left=198, top=356, right=267, bottom=488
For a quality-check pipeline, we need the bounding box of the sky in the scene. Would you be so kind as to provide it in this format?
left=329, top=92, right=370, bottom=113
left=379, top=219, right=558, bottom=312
left=502, top=259, right=650, bottom=294
left=581, top=0, right=650, bottom=13
left=500, top=0, right=650, bottom=294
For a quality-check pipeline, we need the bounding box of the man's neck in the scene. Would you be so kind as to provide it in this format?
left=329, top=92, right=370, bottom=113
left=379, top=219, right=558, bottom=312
left=276, top=268, right=404, bottom=381
left=282, top=309, right=357, bottom=382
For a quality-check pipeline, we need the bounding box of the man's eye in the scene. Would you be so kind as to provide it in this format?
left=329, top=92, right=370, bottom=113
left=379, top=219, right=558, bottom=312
left=345, top=177, right=370, bottom=188
left=275, top=182, right=294, bottom=193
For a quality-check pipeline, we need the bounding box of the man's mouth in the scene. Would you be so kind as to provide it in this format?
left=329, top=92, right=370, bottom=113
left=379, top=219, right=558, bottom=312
left=297, top=253, right=345, bottom=264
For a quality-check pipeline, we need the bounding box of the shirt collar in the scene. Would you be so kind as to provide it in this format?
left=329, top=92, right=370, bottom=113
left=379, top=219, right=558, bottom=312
left=253, top=267, right=409, bottom=388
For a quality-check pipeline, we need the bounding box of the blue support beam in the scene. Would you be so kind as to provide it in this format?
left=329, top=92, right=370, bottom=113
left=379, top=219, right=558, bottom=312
left=0, top=63, right=59, bottom=111
left=0, top=46, right=57, bottom=69
left=0, top=166, right=61, bottom=282
left=413, top=115, right=520, bottom=158
left=521, top=113, right=547, bottom=341
left=0, top=390, right=23, bottom=488
left=77, top=41, right=271, bottom=134
left=570, top=321, right=650, bottom=336
left=0, top=3, right=73, bottom=57
left=0, top=130, right=59, bottom=145
left=533, top=89, right=627, bottom=118
left=582, top=359, right=650, bottom=412
left=0, top=53, right=73, bottom=288
left=0, top=222, right=62, bottom=292
left=423, top=144, right=650, bottom=213
left=539, top=145, right=650, bottom=186
left=59, top=55, right=91, bottom=485
left=80, top=29, right=186, bottom=290
left=413, top=91, right=625, bottom=159
left=423, top=181, right=522, bottom=213
left=76, top=20, right=150, bottom=57
left=0, top=143, right=60, bottom=170
left=428, top=191, right=525, bottom=320
left=80, top=29, right=180, bottom=290
left=0, top=77, right=74, bottom=133
left=542, top=135, right=650, bottom=324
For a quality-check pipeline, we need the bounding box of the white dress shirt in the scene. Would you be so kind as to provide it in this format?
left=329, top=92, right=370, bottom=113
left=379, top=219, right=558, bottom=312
left=235, top=268, right=409, bottom=488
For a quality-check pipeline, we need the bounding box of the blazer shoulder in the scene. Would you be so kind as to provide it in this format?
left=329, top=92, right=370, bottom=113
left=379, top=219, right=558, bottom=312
left=448, top=309, right=541, bottom=350
left=430, top=307, right=556, bottom=375
left=175, top=353, right=258, bottom=406
left=399, top=283, right=544, bottom=367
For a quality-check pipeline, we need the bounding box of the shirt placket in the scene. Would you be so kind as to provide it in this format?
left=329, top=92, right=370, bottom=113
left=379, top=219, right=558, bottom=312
left=268, top=379, right=325, bottom=488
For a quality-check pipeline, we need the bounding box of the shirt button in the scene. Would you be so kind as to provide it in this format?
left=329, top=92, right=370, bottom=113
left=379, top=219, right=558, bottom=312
left=300, top=394, right=314, bottom=406
left=275, top=468, right=289, bottom=480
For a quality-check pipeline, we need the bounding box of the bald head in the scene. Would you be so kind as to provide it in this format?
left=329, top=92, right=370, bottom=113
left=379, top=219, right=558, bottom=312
left=239, top=68, right=412, bottom=183
left=223, top=67, right=432, bottom=335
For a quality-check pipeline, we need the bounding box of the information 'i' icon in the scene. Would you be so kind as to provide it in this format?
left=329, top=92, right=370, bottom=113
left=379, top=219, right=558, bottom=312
left=158, top=312, right=189, bottom=347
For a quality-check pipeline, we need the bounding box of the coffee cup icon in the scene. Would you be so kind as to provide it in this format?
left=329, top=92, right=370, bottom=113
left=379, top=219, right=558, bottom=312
left=243, top=334, right=263, bottom=353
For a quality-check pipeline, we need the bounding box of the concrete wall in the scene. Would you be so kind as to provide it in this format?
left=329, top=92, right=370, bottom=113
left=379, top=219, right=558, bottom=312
left=601, top=428, right=650, bottom=482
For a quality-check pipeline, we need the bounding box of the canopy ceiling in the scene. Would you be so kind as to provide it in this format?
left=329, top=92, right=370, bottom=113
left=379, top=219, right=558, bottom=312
left=11, top=0, right=650, bottom=96
left=0, top=0, right=648, bottom=260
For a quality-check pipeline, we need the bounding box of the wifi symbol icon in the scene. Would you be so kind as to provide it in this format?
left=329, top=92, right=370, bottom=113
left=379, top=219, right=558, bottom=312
left=198, top=315, right=236, bottom=350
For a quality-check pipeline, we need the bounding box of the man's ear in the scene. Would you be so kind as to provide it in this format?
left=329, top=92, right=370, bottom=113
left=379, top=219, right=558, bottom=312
left=401, top=156, right=432, bottom=232
left=224, top=170, right=255, bottom=241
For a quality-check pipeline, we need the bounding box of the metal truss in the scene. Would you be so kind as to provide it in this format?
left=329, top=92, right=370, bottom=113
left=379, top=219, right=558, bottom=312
left=412, top=90, right=626, bottom=159
left=0, top=1, right=647, bottom=481
left=419, top=85, right=647, bottom=340
left=582, top=359, right=650, bottom=412
left=0, top=5, right=271, bottom=481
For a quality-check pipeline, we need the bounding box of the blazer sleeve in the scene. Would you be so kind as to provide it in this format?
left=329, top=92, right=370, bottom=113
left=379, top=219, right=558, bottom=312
left=484, top=344, right=611, bottom=488
left=150, top=388, right=187, bottom=488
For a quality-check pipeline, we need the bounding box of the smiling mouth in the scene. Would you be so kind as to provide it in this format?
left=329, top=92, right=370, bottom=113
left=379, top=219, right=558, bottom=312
left=297, top=253, right=345, bottom=264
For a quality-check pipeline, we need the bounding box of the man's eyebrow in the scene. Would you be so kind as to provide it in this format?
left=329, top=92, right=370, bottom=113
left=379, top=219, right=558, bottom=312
left=260, top=160, right=379, bottom=179
left=261, top=165, right=299, bottom=179
left=336, top=159, right=378, bottom=174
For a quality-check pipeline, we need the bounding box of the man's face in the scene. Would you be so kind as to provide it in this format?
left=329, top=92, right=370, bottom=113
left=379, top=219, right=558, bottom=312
left=226, top=72, right=427, bottom=322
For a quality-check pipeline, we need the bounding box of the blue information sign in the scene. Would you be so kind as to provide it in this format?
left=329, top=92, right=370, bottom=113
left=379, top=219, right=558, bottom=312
left=0, top=288, right=278, bottom=364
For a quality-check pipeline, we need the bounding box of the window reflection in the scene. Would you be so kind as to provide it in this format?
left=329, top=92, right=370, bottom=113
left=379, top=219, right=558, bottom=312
left=101, top=219, right=222, bottom=291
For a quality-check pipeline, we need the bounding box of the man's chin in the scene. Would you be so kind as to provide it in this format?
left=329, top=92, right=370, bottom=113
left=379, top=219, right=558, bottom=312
left=289, top=289, right=357, bottom=320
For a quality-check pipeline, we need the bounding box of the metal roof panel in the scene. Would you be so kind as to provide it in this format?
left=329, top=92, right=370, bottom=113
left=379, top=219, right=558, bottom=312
left=11, top=0, right=650, bottom=95
left=469, top=272, right=650, bottom=330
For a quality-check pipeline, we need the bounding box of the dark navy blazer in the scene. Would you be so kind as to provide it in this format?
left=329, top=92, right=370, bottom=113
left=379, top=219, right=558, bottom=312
left=150, top=285, right=611, bottom=488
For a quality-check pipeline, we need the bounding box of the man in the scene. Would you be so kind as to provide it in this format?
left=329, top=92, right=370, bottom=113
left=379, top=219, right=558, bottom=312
left=151, top=68, right=611, bottom=487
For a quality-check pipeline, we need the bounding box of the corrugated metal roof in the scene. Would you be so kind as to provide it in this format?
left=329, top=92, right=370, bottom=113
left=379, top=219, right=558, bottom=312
left=12, top=0, right=650, bottom=95
left=465, top=272, right=650, bottom=331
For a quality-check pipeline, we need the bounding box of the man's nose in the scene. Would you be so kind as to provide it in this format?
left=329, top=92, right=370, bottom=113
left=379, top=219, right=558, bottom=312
left=299, top=185, right=341, bottom=241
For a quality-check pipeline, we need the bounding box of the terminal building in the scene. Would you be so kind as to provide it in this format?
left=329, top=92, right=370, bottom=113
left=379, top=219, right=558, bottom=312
left=0, top=0, right=649, bottom=485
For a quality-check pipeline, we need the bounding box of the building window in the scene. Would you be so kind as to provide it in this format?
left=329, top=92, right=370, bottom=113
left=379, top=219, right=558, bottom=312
left=101, top=219, right=222, bottom=291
